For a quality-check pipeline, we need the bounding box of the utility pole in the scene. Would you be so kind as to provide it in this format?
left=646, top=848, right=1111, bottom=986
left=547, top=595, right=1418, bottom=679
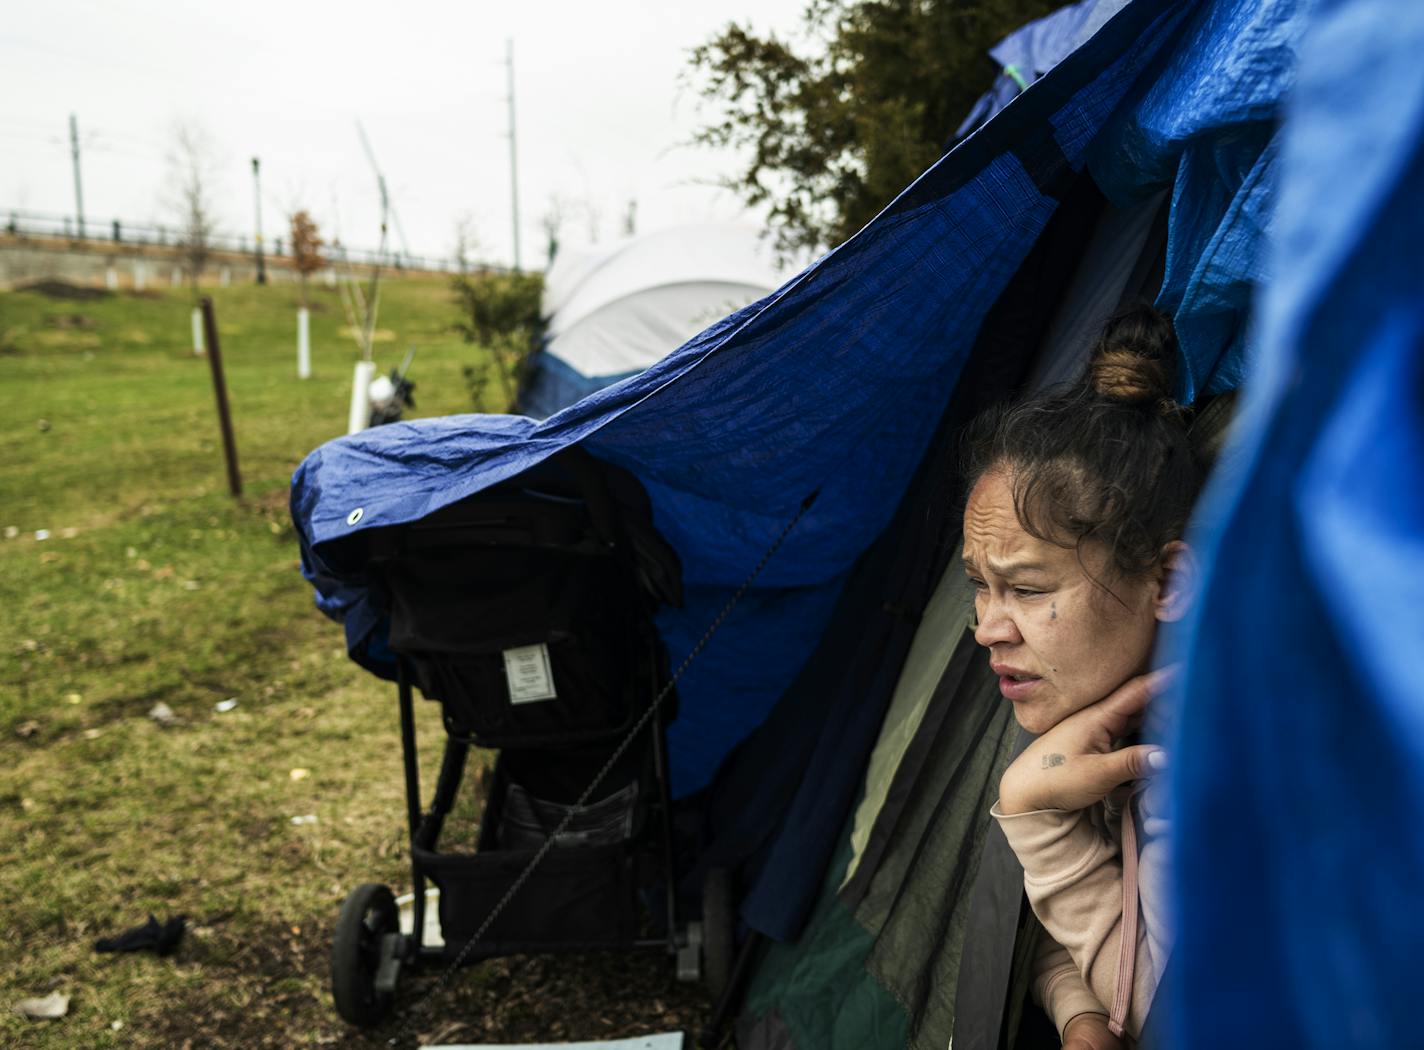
left=68, top=114, right=85, bottom=240
left=251, top=157, right=267, bottom=285
left=505, top=38, right=522, bottom=271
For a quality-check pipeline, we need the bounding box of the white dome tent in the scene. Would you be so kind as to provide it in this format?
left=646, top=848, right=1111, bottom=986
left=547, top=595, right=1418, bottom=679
left=521, top=223, right=788, bottom=418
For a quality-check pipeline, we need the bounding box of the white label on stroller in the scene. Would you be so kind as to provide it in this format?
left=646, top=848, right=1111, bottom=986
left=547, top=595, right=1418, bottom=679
left=503, top=644, right=557, bottom=704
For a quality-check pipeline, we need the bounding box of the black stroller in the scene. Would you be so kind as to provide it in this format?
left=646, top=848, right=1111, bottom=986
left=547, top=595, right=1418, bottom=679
left=329, top=448, right=733, bottom=1028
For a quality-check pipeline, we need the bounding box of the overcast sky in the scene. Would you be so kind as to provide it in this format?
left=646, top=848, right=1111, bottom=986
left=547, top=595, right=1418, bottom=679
left=1, top=0, right=811, bottom=268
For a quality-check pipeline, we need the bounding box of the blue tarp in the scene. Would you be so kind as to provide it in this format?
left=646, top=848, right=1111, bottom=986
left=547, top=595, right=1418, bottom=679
left=1169, top=0, right=1424, bottom=1044
left=519, top=350, right=637, bottom=421
left=294, top=0, right=1303, bottom=943
left=1087, top=0, right=1307, bottom=400
left=954, top=0, right=1108, bottom=141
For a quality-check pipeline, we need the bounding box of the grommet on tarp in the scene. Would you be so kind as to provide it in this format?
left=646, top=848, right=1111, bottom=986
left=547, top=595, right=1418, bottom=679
left=346, top=508, right=364, bottom=526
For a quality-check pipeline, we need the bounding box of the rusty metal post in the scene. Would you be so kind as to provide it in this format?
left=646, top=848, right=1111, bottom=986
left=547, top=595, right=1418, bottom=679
left=200, top=297, right=242, bottom=497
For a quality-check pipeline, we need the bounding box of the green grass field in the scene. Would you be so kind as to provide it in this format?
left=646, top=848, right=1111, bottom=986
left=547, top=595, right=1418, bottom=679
left=0, top=277, right=708, bottom=1047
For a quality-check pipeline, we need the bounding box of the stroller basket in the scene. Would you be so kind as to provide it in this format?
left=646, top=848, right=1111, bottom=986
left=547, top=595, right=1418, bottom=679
left=414, top=751, right=648, bottom=960
left=416, top=839, right=638, bottom=958
left=498, top=780, right=640, bottom=850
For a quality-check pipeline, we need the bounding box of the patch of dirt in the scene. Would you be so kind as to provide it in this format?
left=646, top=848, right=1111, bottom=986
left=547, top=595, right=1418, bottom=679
left=16, top=279, right=112, bottom=301
left=242, top=487, right=291, bottom=520
left=138, top=917, right=713, bottom=1049
left=45, top=313, right=97, bottom=330
left=33, top=329, right=102, bottom=349
left=430, top=950, right=713, bottom=1047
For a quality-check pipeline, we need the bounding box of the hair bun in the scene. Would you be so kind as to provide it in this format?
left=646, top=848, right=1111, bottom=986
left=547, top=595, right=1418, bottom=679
left=1088, top=303, right=1178, bottom=409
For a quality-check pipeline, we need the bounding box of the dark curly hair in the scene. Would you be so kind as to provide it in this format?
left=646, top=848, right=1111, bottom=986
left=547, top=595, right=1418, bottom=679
left=962, top=304, right=1205, bottom=583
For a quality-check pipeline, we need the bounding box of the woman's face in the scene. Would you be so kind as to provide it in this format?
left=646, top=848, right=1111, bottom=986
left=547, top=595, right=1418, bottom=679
left=962, top=470, right=1164, bottom=734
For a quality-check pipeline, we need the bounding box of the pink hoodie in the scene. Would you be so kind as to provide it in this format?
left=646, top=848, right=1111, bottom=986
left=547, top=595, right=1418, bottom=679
left=993, top=780, right=1171, bottom=1040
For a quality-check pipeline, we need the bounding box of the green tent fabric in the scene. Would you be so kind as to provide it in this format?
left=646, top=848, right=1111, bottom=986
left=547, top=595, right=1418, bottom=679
left=855, top=639, right=1016, bottom=1048
left=736, top=555, right=1020, bottom=1050
left=843, top=554, right=977, bottom=888
left=741, top=835, right=908, bottom=1050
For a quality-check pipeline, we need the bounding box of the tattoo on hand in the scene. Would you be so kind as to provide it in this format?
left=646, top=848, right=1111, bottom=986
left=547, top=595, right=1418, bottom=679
left=1041, top=753, right=1066, bottom=768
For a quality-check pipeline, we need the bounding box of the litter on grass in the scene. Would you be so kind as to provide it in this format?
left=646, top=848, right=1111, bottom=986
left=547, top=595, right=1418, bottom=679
left=12, top=992, right=69, bottom=1020
left=94, top=914, right=185, bottom=956
left=396, top=887, right=444, bottom=948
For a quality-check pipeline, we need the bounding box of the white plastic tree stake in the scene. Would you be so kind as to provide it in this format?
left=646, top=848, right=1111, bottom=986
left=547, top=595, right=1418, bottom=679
left=347, top=360, right=375, bottom=434
left=191, top=306, right=205, bottom=355
left=298, top=307, right=311, bottom=379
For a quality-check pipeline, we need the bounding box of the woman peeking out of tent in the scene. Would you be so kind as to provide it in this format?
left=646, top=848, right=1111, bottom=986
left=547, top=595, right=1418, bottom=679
left=962, top=306, right=1202, bottom=1048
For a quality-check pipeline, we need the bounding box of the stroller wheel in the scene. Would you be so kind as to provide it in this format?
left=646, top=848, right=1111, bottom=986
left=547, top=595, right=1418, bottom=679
left=702, top=867, right=735, bottom=1000
left=332, top=883, right=398, bottom=1027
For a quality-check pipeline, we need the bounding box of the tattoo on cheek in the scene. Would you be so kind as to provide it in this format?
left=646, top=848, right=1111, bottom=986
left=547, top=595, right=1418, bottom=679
left=1050, top=601, right=1057, bottom=621
left=1041, top=753, right=1066, bottom=768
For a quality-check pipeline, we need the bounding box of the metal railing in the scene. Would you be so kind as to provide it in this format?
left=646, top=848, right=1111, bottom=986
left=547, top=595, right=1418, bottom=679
left=2, top=207, right=496, bottom=275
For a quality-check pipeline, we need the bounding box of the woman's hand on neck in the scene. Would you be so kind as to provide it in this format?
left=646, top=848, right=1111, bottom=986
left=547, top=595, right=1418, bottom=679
left=997, top=666, right=1176, bottom=815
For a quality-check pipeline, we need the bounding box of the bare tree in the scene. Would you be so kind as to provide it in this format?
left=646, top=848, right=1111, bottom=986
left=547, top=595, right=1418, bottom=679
left=540, top=195, right=567, bottom=266
left=451, top=213, right=479, bottom=274
left=165, top=121, right=221, bottom=299
left=582, top=195, right=603, bottom=244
